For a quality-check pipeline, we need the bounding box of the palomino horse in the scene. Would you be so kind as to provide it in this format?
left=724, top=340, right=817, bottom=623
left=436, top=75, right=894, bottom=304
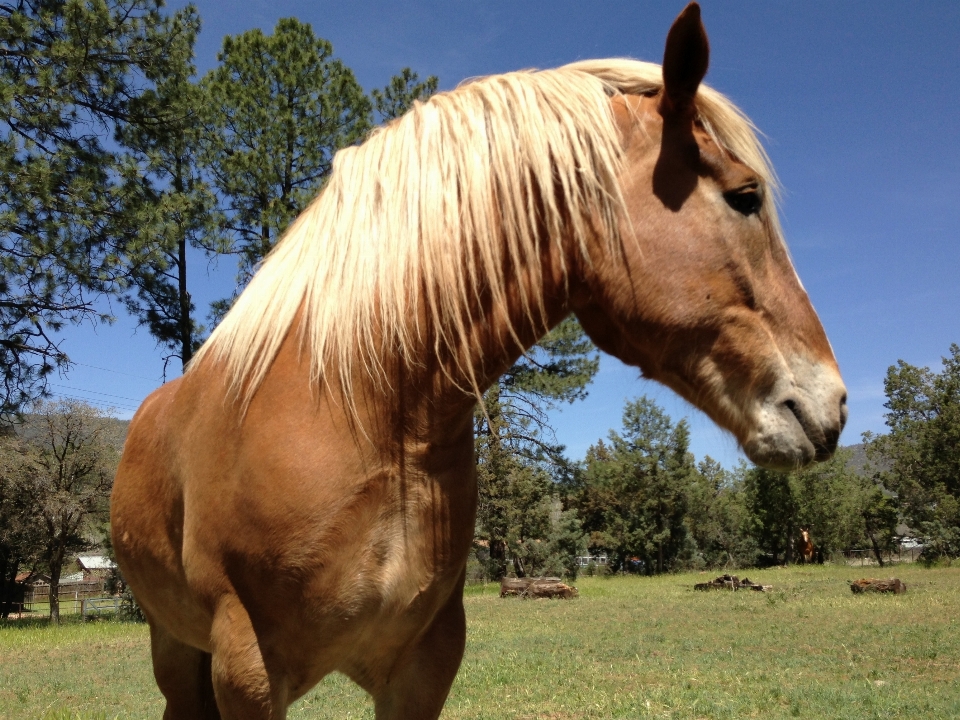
left=112, top=4, right=846, bottom=718
left=800, top=528, right=816, bottom=564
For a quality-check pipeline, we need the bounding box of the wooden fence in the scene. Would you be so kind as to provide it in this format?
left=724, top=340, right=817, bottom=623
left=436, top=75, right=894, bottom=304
left=844, top=545, right=923, bottom=566
left=6, top=595, right=120, bottom=620
left=25, top=579, right=104, bottom=603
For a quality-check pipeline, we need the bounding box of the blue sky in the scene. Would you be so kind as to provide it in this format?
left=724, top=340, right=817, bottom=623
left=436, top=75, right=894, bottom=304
left=56, top=1, right=960, bottom=468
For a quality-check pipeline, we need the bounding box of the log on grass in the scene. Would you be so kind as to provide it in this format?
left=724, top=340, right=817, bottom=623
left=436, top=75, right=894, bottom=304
left=499, top=577, right=531, bottom=597
left=695, top=573, right=739, bottom=591
left=694, top=574, right=772, bottom=592
left=850, top=578, right=906, bottom=594
left=739, top=577, right=773, bottom=592
left=499, top=576, right=578, bottom=599
left=525, top=580, right=579, bottom=599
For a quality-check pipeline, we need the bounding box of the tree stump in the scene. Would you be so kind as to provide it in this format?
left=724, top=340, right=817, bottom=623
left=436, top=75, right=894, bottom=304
left=850, top=578, right=906, bottom=594
left=499, top=576, right=578, bottom=599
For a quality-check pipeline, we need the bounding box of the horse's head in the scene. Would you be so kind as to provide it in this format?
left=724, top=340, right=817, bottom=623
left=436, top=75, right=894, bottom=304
left=571, top=3, right=847, bottom=471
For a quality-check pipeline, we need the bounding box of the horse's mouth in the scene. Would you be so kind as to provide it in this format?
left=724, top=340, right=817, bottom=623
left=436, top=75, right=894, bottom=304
left=742, top=381, right=847, bottom=472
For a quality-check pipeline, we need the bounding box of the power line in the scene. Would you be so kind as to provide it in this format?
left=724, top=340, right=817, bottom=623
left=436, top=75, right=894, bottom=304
left=50, top=383, right=142, bottom=404
left=53, top=393, right=140, bottom=413
left=70, top=362, right=162, bottom=382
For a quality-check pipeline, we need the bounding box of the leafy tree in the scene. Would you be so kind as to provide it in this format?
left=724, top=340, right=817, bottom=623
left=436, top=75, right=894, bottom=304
left=743, top=449, right=899, bottom=566
left=685, top=457, right=757, bottom=568
left=17, top=399, right=121, bottom=623
left=743, top=465, right=797, bottom=565
left=0, top=434, right=43, bottom=617
left=117, top=7, right=220, bottom=370
left=200, top=17, right=372, bottom=306
left=867, top=344, right=960, bottom=559
left=474, top=316, right=598, bottom=579
left=371, top=67, right=438, bottom=123
left=0, top=0, right=200, bottom=418
left=571, top=396, right=696, bottom=574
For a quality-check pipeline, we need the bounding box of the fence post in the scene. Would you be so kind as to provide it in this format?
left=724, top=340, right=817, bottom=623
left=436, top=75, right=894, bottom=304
left=81, top=598, right=86, bottom=622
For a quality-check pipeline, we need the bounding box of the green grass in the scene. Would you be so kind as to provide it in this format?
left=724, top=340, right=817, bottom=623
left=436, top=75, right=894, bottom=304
left=2, top=564, right=958, bottom=719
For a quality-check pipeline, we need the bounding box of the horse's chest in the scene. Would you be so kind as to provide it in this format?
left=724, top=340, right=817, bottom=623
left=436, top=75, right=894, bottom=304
left=252, top=458, right=475, bottom=611
left=270, top=466, right=476, bottom=682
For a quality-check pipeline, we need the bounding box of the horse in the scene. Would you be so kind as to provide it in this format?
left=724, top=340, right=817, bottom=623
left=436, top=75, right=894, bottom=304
left=111, top=4, right=847, bottom=718
left=800, top=528, right=816, bottom=564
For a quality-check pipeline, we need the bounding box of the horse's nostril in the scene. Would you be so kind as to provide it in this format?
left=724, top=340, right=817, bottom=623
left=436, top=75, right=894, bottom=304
left=782, top=398, right=802, bottom=424
left=821, top=426, right=840, bottom=452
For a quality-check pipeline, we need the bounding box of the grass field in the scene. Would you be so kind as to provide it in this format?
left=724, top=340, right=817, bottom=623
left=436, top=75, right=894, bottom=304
left=1, top=564, right=958, bottom=719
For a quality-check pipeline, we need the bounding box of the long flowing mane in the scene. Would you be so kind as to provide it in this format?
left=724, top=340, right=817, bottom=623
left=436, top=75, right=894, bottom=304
left=190, top=59, right=781, bottom=404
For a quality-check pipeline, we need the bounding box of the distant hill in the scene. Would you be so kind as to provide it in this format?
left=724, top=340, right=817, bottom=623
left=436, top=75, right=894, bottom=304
left=844, top=443, right=869, bottom=475
left=842, top=442, right=890, bottom=476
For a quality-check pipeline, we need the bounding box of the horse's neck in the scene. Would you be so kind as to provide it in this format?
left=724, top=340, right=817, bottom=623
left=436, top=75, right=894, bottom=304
left=441, top=237, right=573, bottom=403
left=380, top=234, right=575, bottom=447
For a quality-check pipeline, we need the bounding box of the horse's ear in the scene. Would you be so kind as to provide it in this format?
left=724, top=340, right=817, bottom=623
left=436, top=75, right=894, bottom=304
left=660, top=2, right=710, bottom=117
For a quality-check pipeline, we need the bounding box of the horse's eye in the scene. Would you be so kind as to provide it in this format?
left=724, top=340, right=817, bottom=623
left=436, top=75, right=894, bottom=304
left=724, top=185, right=763, bottom=216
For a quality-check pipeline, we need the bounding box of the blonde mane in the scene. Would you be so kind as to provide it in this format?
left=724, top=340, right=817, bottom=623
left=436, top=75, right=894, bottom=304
left=190, top=58, right=781, bottom=405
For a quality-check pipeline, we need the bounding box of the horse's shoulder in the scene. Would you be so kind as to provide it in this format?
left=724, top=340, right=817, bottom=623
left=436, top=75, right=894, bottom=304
left=125, top=376, right=180, bottom=432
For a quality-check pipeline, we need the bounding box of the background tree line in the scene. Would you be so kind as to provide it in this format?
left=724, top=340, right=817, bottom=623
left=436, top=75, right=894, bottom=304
left=474, top=393, right=900, bottom=582
left=472, top=344, right=960, bottom=581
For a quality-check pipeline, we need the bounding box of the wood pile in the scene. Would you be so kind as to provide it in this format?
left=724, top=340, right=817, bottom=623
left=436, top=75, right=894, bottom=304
left=499, top=576, right=578, bottom=599
left=850, top=577, right=907, bottom=594
left=694, top=574, right=772, bottom=592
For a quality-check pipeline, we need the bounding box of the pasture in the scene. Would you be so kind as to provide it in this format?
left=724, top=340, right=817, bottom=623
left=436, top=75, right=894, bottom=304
left=1, top=564, right=958, bottom=720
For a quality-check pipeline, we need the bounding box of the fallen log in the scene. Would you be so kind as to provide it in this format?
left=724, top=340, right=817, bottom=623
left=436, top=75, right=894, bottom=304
left=850, top=578, right=906, bottom=594
left=694, top=574, right=772, bottom=592
left=739, top=577, right=773, bottom=592
left=499, top=577, right=533, bottom=597
left=526, top=580, right=579, bottom=599
left=499, top=576, right=578, bottom=599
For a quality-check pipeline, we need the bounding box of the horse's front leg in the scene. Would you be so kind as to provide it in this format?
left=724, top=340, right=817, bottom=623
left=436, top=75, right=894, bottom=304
left=371, top=572, right=468, bottom=720
left=150, top=621, right=221, bottom=720
left=209, top=594, right=289, bottom=719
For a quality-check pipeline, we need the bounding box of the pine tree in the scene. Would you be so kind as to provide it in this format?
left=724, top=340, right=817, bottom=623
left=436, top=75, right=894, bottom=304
left=0, top=0, right=199, bottom=418
left=117, top=7, right=218, bottom=370
left=572, top=396, right=695, bottom=573
left=200, top=17, right=372, bottom=313
left=371, top=67, right=438, bottom=123
left=474, top=316, right=598, bottom=579
left=867, top=344, right=960, bottom=558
